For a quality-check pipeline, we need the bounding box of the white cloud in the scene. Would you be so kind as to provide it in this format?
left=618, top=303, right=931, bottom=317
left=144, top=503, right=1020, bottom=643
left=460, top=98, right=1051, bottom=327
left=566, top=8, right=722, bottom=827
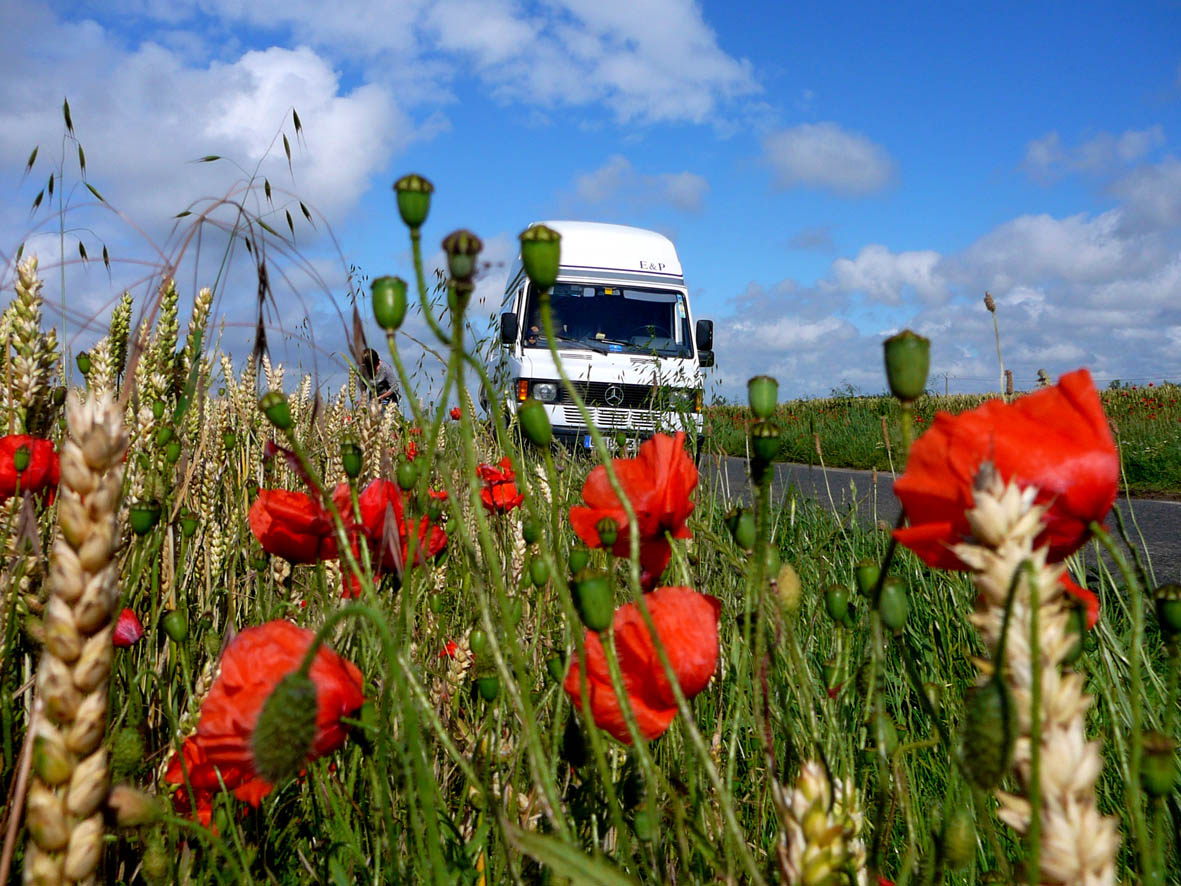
left=1110, top=156, right=1181, bottom=230
left=763, top=122, right=894, bottom=196
left=573, top=155, right=708, bottom=212
left=1022, top=126, right=1165, bottom=181
left=830, top=245, right=946, bottom=305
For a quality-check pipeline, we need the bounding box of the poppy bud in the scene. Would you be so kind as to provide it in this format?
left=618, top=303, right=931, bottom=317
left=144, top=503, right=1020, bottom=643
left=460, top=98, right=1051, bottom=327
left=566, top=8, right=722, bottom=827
left=1154, top=584, right=1181, bottom=638
left=12, top=445, right=30, bottom=473
left=568, top=547, right=590, bottom=574
left=260, top=391, right=293, bottom=430
left=161, top=610, right=188, bottom=643
left=179, top=510, right=199, bottom=538
left=529, top=556, right=549, bottom=587
left=873, top=710, right=899, bottom=756
left=223, top=430, right=237, bottom=450
left=879, top=576, right=909, bottom=631
left=142, top=837, right=169, bottom=882
left=341, top=440, right=362, bottom=479
left=518, top=398, right=553, bottom=447
left=426, top=497, right=445, bottom=523
left=476, top=675, right=501, bottom=702
left=724, top=507, right=757, bottom=551
left=824, top=584, right=850, bottom=625
left=747, top=375, right=778, bottom=419
left=396, top=458, right=418, bottom=491
left=776, top=562, right=802, bottom=614
left=962, top=680, right=1013, bottom=789
left=469, top=629, right=489, bottom=656
left=76, top=351, right=91, bottom=375
left=595, top=517, right=618, bottom=548
left=110, top=728, right=145, bottom=781
left=943, top=808, right=976, bottom=871
left=371, top=276, right=408, bottom=331
left=546, top=656, right=565, bottom=684
left=129, top=499, right=162, bottom=535
left=522, top=519, right=541, bottom=545
left=855, top=560, right=880, bottom=597
left=164, top=439, right=181, bottom=463
left=113, top=609, right=145, bottom=647
left=51, top=386, right=66, bottom=407
left=749, top=419, right=780, bottom=464
left=573, top=571, right=614, bottom=632
left=882, top=329, right=930, bottom=403
left=519, top=224, right=562, bottom=290
left=1141, top=732, right=1178, bottom=798
left=152, top=399, right=166, bottom=420
left=252, top=671, right=319, bottom=783
left=393, top=173, right=434, bottom=230
left=155, top=425, right=173, bottom=447
left=108, top=784, right=161, bottom=827
left=441, top=229, right=483, bottom=284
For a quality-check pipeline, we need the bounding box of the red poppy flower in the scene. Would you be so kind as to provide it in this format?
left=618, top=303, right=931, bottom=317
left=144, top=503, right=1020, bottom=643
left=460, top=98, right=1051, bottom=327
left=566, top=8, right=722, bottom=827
left=569, top=432, right=697, bottom=587
left=478, top=457, right=524, bottom=513
left=893, top=369, right=1118, bottom=570
left=165, top=620, right=364, bottom=825
left=113, top=608, right=144, bottom=647
left=331, top=479, right=447, bottom=596
left=564, top=586, right=720, bottom=744
left=0, top=435, right=59, bottom=504
left=1059, top=573, right=1099, bottom=629
left=439, top=640, right=459, bottom=659
left=248, top=489, right=335, bottom=564
left=405, top=440, right=419, bottom=461
left=450, top=406, right=462, bottom=420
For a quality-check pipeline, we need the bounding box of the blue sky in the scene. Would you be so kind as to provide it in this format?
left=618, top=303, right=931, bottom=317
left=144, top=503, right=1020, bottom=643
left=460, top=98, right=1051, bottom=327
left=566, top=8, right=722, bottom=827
left=1, top=0, right=1179, bottom=401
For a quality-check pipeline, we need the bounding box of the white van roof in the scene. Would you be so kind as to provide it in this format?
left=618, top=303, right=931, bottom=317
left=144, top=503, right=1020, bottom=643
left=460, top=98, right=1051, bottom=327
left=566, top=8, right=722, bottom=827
left=535, top=220, right=683, bottom=280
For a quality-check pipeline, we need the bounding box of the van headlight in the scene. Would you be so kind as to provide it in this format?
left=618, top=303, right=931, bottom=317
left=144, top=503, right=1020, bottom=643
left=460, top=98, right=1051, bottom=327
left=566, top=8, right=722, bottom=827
left=531, top=382, right=558, bottom=403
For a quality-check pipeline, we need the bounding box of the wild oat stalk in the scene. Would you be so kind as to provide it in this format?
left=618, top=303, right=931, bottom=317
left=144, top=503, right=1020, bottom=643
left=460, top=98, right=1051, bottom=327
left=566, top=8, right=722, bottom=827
left=23, top=390, right=127, bottom=885
left=956, top=471, right=1119, bottom=885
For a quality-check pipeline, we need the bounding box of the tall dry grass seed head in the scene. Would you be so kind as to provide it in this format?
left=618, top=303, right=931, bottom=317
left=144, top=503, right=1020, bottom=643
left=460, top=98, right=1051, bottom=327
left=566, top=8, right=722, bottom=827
left=954, top=469, right=1119, bottom=886
left=25, top=390, right=127, bottom=886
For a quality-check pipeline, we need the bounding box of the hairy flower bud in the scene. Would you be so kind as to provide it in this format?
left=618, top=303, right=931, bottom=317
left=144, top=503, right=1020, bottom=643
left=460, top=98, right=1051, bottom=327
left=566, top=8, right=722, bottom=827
left=252, top=671, right=319, bottom=784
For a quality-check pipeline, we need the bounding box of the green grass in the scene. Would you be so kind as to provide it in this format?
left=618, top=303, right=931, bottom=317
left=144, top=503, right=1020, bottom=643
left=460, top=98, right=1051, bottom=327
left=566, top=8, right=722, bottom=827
left=706, top=383, right=1181, bottom=497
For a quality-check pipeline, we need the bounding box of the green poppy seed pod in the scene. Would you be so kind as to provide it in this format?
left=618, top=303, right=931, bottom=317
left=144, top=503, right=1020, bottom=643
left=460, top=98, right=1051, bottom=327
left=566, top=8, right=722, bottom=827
left=747, top=375, right=778, bottom=419
left=259, top=391, right=293, bottom=430
left=1141, top=732, right=1178, bottom=798
left=252, top=671, right=319, bottom=783
left=441, top=229, right=483, bottom=283
left=529, top=556, right=549, bottom=588
left=426, top=497, right=445, bottom=523
left=1154, top=584, right=1181, bottom=638
left=161, top=610, right=188, bottom=643
left=545, top=656, right=565, bottom=684
left=164, top=439, right=181, bottom=464
left=824, top=584, right=850, bottom=625
left=724, top=507, right=757, bottom=551
left=152, top=399, right=166, bottom=420
left=568, top=547, right=590, bottom=574
left=962, top=679, right=1014, bottom=789
left=476, top=675, right=501, bottom=702
left=522, top=519, right=541, bottom=545
left=12, top=445, right=30, bottom=473
left=393, top=173, right=434, bottom=230
left=519, top=224, right=562, bottom=290
left=595, top=517, right=618, bottom=548
left=51, top=385, right=66, bottom=407
left=883, top=329, right=930, bottom=403
left=76, top=351, right=91, bottom=376
left=943, top=808, right=977, bottom=871
left=855, top=560, right=880, bottom=598
left=395, top=458, right=418, bottom=491
left=222, top=430, right=237, bottom=450
left=341, top=440, right=362, bottom=479
left=179, top=511, right=199, bottom=539
left=468, top=629, right=489, bottom=656
left=155, top=425, right=174, bottom=447
left=371, top=276, right=408, bottom=331
left=749, top=419, right=780, bottom=464
left=573, top=570, right=614, bottom=632
left=129, top=499, right=162, bottom=535
left=518, top=398, right=553, bottom=447
left=879, top=576, right=909, bottom=631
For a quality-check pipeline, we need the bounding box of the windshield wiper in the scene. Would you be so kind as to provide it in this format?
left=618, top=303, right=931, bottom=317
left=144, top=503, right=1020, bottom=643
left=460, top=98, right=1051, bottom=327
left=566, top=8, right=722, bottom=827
left=555, top=334, right=610, bottom=354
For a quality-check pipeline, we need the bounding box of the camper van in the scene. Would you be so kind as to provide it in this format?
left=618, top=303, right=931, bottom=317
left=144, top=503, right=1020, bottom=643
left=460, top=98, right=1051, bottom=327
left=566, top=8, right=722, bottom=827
left=489, top=221, right=714, bottom=452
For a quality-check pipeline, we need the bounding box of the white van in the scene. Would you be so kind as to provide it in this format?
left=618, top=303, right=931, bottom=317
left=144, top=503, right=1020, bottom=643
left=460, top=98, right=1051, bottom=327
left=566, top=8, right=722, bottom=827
left=489, top=221, right=714, bottom=452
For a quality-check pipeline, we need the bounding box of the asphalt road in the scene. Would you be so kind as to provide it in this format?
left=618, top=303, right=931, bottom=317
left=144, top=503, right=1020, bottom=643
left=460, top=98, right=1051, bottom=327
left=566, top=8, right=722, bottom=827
left=704, top=456, right=1181, bottom=584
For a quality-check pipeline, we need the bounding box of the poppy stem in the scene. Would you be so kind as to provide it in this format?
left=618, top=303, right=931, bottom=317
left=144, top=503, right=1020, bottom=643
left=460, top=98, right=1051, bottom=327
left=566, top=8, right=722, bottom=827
left=1089, top=519, right=1152, bottom=872
left=1025, top=561, right=1042, bottom=886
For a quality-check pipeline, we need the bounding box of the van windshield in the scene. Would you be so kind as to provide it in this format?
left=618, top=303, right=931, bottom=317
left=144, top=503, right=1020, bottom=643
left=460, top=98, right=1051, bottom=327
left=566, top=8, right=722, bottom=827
left=521, top=282, right=693, bottom=358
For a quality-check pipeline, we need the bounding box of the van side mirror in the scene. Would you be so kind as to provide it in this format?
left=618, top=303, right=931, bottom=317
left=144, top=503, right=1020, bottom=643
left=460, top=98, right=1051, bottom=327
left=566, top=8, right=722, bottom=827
left=500, top=312, right=519, bottom=345
left=699, top=351, right=715, bottom=368
left=695, top=319, right=714, bottom=352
